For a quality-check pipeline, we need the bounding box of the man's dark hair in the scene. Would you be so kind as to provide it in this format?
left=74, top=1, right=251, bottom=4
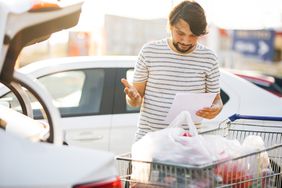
left=169, top=0, right=207, bottom=36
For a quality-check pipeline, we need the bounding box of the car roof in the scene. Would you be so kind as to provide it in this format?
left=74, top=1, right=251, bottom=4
left=0, top=0, right=83, bottom=82
left=18, top=56, right=137, bottom=77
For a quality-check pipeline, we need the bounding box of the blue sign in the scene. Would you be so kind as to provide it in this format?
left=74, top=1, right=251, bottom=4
left=232, top=30, right=275, bottom=61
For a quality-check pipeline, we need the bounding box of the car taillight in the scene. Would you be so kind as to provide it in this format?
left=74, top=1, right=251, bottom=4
left=73, top=176, right=122, bottom=188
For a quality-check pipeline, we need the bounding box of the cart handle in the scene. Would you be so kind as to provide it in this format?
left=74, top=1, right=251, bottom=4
left=228, top=114, right=282, bottom=122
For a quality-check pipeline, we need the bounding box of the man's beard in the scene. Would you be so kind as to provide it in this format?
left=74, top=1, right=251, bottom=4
left=173, top=42, right=195, bottom=53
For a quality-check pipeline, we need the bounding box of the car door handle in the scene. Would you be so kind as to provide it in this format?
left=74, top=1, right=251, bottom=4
left=69, top=132, right=104, bottom=141
left=71, top=136, right=103, bottom=141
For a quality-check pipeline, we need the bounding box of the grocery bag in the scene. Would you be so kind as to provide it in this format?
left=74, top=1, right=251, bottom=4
left=132, top=111, right=230, bottom=165
left=131, top=111, right=271, bottom=186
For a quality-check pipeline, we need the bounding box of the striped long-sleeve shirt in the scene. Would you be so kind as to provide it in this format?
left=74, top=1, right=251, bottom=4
left=133, top=38, right=220, bottom=140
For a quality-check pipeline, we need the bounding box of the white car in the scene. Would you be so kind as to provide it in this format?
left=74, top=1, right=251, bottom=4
left=0, top=0, right=121, bottom=187
left=1, top=56, right=282, bottom=155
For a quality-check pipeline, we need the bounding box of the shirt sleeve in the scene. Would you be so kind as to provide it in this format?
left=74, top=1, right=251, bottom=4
left=133, top=45, right=149, bottom=83
left=206, top=59, right=220, bottom=93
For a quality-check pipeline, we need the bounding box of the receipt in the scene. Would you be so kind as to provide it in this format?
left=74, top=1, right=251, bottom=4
left=165, top=92, right=217, bottom=123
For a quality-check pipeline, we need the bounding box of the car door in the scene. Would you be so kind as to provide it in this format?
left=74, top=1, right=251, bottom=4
left=20, top=67, right=114, bottom=151
left=49, top=68, right=116, bottom=151
left=110, top=68, right=139, bottom=154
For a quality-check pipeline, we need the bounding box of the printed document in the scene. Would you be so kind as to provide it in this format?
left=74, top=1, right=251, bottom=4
left=165, top=92, right=217, bottom=123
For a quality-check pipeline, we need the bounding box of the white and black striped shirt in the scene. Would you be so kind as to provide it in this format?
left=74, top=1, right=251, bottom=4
left=133, top=38, right=220, bottom=140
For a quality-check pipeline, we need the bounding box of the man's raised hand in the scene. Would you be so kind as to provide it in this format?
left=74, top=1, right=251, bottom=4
left=121, top=78, right=141, bottom=100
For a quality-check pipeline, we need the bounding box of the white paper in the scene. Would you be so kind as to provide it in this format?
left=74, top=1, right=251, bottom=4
left=165, top=92, right=217, bottom=124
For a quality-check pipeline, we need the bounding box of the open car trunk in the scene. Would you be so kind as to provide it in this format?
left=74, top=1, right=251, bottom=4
left=0, top=0, right=83, bottom=144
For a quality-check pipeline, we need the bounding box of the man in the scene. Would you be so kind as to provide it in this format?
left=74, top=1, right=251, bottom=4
left=121, top=0, right=223, bottom=141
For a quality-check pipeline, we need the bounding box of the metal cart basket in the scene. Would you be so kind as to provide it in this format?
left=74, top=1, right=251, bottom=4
left=116, top=114, right=282, bottom=188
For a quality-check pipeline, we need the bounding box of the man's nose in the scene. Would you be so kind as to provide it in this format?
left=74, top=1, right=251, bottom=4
left=180, top=36, right=192, bottom=44
left=180, top=38, right=190, bottom=45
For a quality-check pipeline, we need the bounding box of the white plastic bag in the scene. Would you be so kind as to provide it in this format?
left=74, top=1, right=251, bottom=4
left=132, top=111, right=219, bottom=165
left=131, top=111, right=269, bottom=185
left=242, top=135, right=270, bottom=170
left=131, top=111, right=209, bottom=182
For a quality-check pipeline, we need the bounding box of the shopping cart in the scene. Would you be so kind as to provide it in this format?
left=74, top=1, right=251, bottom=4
left=116, top=114, right=282, bottom=188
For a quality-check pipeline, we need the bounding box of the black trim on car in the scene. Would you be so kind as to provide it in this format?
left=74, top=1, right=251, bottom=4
left=99, top=68, right=116, bottom=114
left=113, top=68, right=127, bottom=114
left=220, top=89, right=230, bottom=105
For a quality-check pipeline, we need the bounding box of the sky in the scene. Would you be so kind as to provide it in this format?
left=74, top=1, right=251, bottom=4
left=198, top=0, right=282, bottom=29
left=50, top=0, right=282, bottom=45
left=75, top=0, right=174, bottom=30
left=76, top=0, right=282, bottom=30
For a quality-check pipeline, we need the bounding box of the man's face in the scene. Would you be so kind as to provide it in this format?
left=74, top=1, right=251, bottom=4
left=170, top=19, right=199, bottom=53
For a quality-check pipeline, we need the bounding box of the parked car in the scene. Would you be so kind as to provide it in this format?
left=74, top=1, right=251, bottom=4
left=1, top=56, right=282, bottom=155
left=227, top=69, right=282, bottom=97
left=0, top=0, right=121, bottom=187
